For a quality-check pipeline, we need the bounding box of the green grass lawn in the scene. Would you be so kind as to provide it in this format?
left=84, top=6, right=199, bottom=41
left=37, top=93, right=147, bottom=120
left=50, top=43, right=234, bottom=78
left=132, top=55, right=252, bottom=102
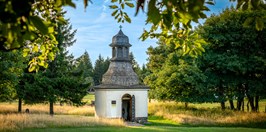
left=22, top=126, right=266, bottom=132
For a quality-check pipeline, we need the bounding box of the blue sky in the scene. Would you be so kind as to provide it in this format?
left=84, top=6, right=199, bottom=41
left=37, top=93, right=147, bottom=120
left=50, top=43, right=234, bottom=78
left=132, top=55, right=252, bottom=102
left=64, top=0, right=235, bottom=66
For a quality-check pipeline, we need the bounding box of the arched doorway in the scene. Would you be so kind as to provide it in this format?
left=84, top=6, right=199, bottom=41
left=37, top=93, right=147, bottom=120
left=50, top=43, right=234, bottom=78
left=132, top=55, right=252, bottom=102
left=121, top=94, right=133, bottom=121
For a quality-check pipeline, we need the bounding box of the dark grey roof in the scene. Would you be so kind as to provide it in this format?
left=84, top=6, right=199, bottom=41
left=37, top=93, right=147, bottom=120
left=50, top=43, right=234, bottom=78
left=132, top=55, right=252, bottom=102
left=94, top=84, right=149, bottom=89
left=110, top=29, right=131, bottom=47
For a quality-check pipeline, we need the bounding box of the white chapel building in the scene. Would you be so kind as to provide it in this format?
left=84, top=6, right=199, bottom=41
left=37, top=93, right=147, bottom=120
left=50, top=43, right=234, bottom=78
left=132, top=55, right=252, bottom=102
left=94, top=28, right=149, bottom=123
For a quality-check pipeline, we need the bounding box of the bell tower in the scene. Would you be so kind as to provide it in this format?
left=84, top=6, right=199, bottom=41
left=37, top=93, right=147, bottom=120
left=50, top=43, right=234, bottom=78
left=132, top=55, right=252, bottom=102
left=110, top=26, right=131, bottom=62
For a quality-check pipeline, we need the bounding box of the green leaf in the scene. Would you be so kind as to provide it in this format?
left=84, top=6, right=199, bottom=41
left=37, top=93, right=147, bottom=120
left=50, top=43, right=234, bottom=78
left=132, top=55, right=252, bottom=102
left=29, top=65, right=36, bottom=72
left=111, top=0, right=118, bottom=2
left=124, top=12, right=131, bottom=23
left=251, top=0, right=259, bottom=9
left=49, top=34, right=56, bottom=41
left=23, top=32, right=35, bottom=40
left=109, top=5, right=118, bottom=9
left=58, top=17, right=67, bottom=24
left=243, top=17, right=254, bottom=28
left=162, top=14, right=172, bottom=28
left=118, top=17, right=122, bottom=23
left=40, top=45, right=45, bottom=52
left=44, top=62, right=48, bottom=68
left=112, top=10, right=118, bottom=16
left=147, top=0, right=161, bottom=25
left=33, top=45, right=39, bottom=52
left=48, top=27, right=54, bottom=33
left=125, top=2, right=134, bottom=8
left=124, top=15, right=131, bottom=23
left=66, top=0, right=76, bottom=8
left=23, top=48, right=30, bottom=57
left=48, top=52, right=55, bottom=60
left=38, top=61, right=45, bottom=67
left=115, top=13, right=120, bottom=19
left=30, top=16, right=48, bottom=35
left=121, top=3, right=124, bottom=9
left=205, top=1, right=214, bottom=5
left=199, top=12, right=207, bottom=19
left=255, top=17, right=264, bottom=31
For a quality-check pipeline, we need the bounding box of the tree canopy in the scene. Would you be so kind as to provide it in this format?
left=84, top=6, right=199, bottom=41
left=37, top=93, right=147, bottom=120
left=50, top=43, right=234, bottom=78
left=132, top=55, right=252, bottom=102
left=1, top=0, right=266, bottom=71
left=146, top=7, right=266, bottom=110
left=197, top=8, right=266, bottom=111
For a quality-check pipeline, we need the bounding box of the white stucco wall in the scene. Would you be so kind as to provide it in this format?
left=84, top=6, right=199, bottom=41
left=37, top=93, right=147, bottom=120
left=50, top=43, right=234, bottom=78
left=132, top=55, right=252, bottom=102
left=95, top=89, right=148, bottom=119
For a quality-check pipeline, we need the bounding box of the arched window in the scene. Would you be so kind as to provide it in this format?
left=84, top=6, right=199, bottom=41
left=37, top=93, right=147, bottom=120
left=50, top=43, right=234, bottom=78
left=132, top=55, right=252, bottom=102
left=112, top=47, right=116, bottom=58
left=118, top=47, right=122, bottom=57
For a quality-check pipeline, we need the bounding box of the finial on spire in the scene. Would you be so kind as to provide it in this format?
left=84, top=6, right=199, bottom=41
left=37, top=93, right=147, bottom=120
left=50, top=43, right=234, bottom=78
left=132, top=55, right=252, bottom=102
left=119, top=25, right=122, bottom=30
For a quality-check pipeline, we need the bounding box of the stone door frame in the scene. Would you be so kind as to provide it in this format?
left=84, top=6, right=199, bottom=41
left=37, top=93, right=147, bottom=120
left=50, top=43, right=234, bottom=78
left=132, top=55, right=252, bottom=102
left=121, top=94, right=134, bottom=121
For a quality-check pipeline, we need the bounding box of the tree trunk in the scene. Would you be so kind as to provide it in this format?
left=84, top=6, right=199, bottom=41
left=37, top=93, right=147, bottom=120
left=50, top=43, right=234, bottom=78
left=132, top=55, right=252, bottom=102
left=237, top=97, right=243, bottom=111
left=247, top=95, right=256, bottom=112
left=185, top=102, right=188, bottom=109
left=18, top=98, right=22, bottom=113
left=255, top=96, right=259, bottom=112
left=229, top=100, right=235, bottom=110
left=221, top=101, right=225, bottom=110
left=50, top=101, right=54, bottom=116
left=242, top=99, right=244, bottom=112
left=246, top=100, right=250, bottom=112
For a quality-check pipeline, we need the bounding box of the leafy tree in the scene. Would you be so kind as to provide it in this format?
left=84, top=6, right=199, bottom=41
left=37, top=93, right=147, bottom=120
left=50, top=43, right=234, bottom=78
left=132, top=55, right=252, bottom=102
left=137, top=64, right=151, bottom=84
left=0, top=50, right=25, bottom=102
left=129, top=52, right=141, bottom=73
left=145, top=40, right=210, bottom=104
left=93, top=55, right=110, bottom=86
left=44, top=18, right=88, bottom=115
left=75, top=51, right=94, bottom=82
left=129, top=52, right=150, bottom=84
left=197, top=8, right=266, bottom=111
left=75, top=51, right=94, bottom=91
left=17, top=17, right=88, bottom=115
left=145, top=40, right=175, bottom=100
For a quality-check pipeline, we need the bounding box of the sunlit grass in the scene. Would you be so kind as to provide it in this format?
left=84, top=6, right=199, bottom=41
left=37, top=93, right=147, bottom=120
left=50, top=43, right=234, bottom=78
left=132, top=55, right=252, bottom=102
left=0, top=114, right=124, bottom=132
left=0, top=103, right=94, bottom=116
left=148, top=101, right=266, bottom=127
